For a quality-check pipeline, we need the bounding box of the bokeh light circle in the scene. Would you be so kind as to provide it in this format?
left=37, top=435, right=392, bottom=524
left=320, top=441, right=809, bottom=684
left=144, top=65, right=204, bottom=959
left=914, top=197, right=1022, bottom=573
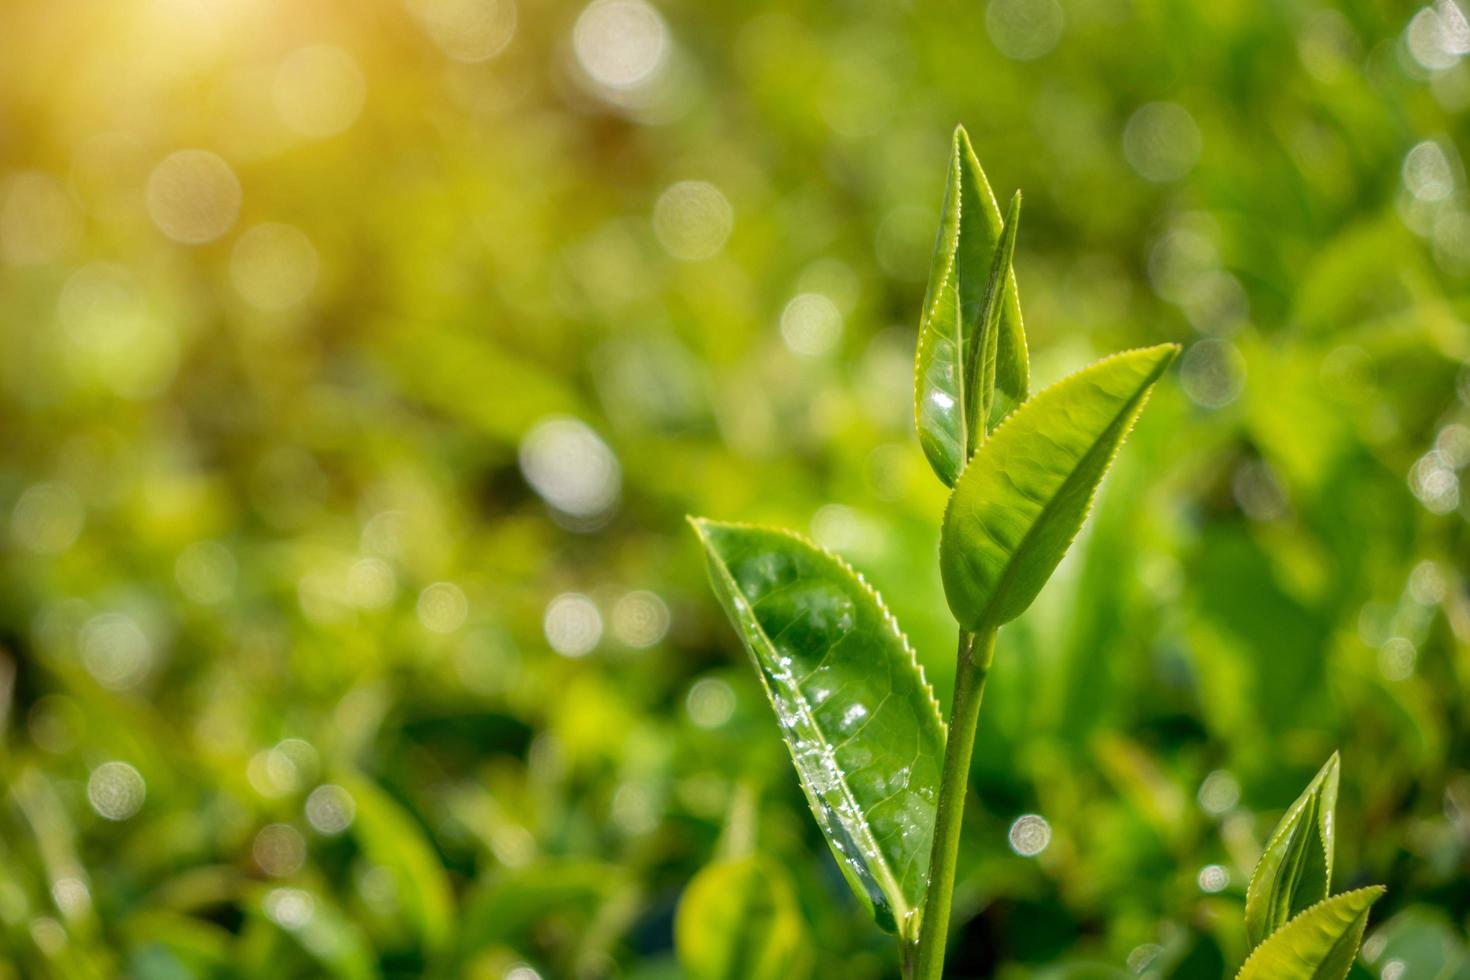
left=780, top=293, right=843, bottom=357
left=1123, top=103, right=1201, bottom=183
left=419, top=0, right=517, bottom=63
left=253, top=823, right=307, bottom=877
left=653, top=180, right=733, bottom=260
left=544, top=592, right=602, bottom=657
left=418, top=581, right=469, bottom=633
left=273, top=46, right=366, bottom=138
left=986, top=0, right=1064, bottom=61
left=611, top=590, right=669, bottom=648
left=146, top=150, right=241, bottom=244
left=1008, top=814, right=1052, bottom=856
left=573, top=0, right=669, bottom=92
left=519, top=417, right=621, bottom=528
left=87, top=761, right=146, bottom=821
left=231, top=223, right=320, bottom=311
left=1179, top=338, right=1246, bottom=409
left=305, top=784, right=356, bottom=835
left=11, top=483, right=83, bottom=555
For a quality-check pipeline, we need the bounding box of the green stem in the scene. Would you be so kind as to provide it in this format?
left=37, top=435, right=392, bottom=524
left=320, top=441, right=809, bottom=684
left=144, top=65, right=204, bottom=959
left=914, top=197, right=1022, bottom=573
left=913, top=627, right=997, bottom=980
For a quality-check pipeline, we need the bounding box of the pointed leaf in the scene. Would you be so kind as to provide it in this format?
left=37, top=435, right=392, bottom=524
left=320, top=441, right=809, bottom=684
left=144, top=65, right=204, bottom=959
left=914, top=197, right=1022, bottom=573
left=1235, top=887, right=1385, bottom=980
left=459, top=860, right=628, bottom=958
left=1246, top=753, right=1341, bottom=947
left=690, top=518, right=945, bottom=939
left=675, top=855, right=811, bottom=980
left=940, top=344, right=1178, bottom=630
left=251, top=884, right=376, bottom=980
left=338, top=775, right=454, bottom=955
left=966, top=191, right=1022, bottom=447
left=915, top=126, right=1029, bottom=485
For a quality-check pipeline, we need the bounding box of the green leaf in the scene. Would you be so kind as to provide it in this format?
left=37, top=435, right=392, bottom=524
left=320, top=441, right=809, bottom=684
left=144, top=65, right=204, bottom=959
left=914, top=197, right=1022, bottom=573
left=1360, top=906, right=1470, bottom=979
left=689, top=518, right=945, bottom=940
left=119, top=910, right=233, bottom=975
left=460, top=860, right=626, bottom=945
left=338, top=775, right=454, bottom=956
left=250, top=884, right=376, bottom=980
left=458, top=860, right=633, bottom=967
left=1235, top=887, right=1385, bottom=980
left=939, top=344, right=1178, bottom=631
left=915, top=125, right=1029, bottom=486
left=675, top=855, right=811, bottom=980
left=1245, top=753, right=1341, bottom=947
left=966, top=191, right=1022, bottom=449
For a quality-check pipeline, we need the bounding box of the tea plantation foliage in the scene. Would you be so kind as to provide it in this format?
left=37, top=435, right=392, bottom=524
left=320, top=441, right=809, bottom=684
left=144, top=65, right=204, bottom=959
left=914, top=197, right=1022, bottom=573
left=0, top=0, right=1467, bottom=977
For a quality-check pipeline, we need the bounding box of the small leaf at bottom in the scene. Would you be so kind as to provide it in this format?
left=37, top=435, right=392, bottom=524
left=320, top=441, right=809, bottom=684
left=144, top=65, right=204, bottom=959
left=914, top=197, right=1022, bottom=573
left=675, top=855, right=810, bottom=980
left=1235, top=886, right=1384, bottom=980
left=1245, top=752, right=1341, bottom=947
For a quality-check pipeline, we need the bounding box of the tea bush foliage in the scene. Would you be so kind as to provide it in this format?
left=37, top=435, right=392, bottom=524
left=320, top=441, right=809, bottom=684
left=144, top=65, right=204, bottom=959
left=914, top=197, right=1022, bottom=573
left=0, top=0, right=1467, bottom=977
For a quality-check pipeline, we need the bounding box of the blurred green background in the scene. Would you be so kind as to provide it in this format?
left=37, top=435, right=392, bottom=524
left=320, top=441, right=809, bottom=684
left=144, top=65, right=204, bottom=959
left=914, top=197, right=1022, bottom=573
left=1, top=0, right=1468, bottom=977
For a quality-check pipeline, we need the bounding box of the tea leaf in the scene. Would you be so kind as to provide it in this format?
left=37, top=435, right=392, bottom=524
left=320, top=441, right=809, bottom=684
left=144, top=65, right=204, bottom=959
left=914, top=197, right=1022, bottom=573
left=339, top=775, right=454, bottom=955
left=939, top=344, right=1178, bottom=630
left=1235, top=887, right=1384, bottom=980
left=250, top=884, right=376, bottom=980
left=459, top=860, right=631, bottom=963
left=119, top=910, right=233, bottom=975
left=966, top=191, right=1022, bottom=450
left=690, top=518, right=945, bottom=939
left=675, top=855, right=811, bottom=980
left=1245, top=753, right=1340, bottom=947
left=1358, top=906, right=1470, bottom=978
left=915, top=126, right=1029, bottom=486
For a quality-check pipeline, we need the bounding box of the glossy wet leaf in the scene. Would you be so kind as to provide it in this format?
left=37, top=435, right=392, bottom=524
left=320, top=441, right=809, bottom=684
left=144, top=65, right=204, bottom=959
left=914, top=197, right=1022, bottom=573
left=1245, top=753, right=1340, bottom=947
left=690, top=518, right=945, bottom=939
left=939, top=344, right=1178, bottom=631
left=1235, top=887, right=1384, bottom=980
left=915, top=125, right=1029, bottom=486
left=675, top=855, right=810, bottom=980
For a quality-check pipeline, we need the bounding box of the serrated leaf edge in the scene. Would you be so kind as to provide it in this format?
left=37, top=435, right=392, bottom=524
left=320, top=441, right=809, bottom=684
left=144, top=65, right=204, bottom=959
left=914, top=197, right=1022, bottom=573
left=913, top=129, right=969, bottom=486
left=1233, top=886, right=1385, bottom=980
left=919, top=129, right=966, bottom=343
left=966, top=190, right=1022, bottom=448
left=688, top=517, right=945, bottom=934
left=940, top=343, right=1179, bottom=629
left=1244, top=787, right=1316, bottom=941
left=689, top=516, right=946, bottom=731
left=955, top=127, right=1029, bottom=413
left=1244, top=752, right=1340, bottom=947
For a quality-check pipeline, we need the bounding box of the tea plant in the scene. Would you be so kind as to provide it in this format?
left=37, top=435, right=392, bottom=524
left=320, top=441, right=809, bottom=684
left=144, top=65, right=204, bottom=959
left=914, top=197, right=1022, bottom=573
left=1235, top=753, right=1384, bottom=979
left=689, top=126, right=1179, bottom=977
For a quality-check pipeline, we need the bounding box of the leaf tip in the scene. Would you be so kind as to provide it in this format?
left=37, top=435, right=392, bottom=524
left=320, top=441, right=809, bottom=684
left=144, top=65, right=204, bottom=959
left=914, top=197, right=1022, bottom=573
left=688, top=515, right=723, bottom=547
left=1337, top=883, right=1387, bottom=913
left=1130, top=341, right=1182, bottom=382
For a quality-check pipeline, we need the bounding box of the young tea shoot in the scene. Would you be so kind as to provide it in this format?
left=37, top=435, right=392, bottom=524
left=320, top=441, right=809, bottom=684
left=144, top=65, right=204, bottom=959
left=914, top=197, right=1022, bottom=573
left=690, top=124, right=1180, bottom=976
left=1236, top=753, right=1384, bottom=980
